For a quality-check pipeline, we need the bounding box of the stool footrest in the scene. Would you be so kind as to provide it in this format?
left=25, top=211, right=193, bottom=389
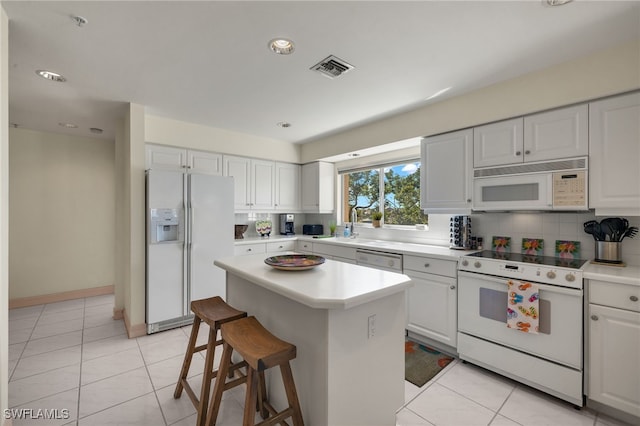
left=257, top=406, right=293, bottom=426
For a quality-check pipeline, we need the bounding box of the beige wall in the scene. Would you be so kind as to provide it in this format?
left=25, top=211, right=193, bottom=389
left=1, top=4, right=9, bottom=421
left=120, top=104, right=146, bottom=336
left=301, top=39, right=640, bottom=163
left=8, top=128, right=115, bottom=299
left=145, top=115, right=300, bottom=163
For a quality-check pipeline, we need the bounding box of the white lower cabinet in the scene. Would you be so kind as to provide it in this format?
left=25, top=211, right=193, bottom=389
left=405, top=255, right=457, bottom=348
left=588, top=280, right=640, bottom=419
left=234, top=240, right=295, bottom=256
left=296, top=240, right=314, bottom=254
left=234, top=243, right=267, bottom=256
left=266, top=240, right=296, bottom=253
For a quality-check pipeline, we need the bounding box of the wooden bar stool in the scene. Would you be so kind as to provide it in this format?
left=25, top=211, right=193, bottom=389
left=174, top=296, right=247, bottom=426
left=207, top=316, right=304, bottom=426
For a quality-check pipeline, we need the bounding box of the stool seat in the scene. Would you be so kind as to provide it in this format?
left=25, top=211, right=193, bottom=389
left=208, top=316, right=304, bottom=426
left=190, top=296, right=246, bottom=329
left=174, top=296, right=247, bottom=426
left=222, top=316, right=296, bottom=372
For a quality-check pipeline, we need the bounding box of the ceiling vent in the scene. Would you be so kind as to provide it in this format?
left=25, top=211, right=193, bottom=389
left=311, top=55, right=354, bottom=79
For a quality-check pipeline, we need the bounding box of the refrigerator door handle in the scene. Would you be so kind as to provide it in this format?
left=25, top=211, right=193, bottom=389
left=184, top=173, right=191, bottom=317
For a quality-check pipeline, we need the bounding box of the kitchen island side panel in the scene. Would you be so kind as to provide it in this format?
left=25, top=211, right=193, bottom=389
left=226, top=272, right=405, bottom=426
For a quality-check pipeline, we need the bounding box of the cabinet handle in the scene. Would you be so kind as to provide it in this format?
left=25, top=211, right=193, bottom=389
left=590, top=315, right=599, bottom=321
left=247, top=248, right=252, bottom=252
left=524, top=150, right=531, bottom=155
left=467, top=199, right=472, bottom=203
left=631, top=296, right=639, bottom=302
left=450, top=285, right=456, bottom=290
left=515, top=151, right=522, bottom=156
left=424, top=263, right=430, bottom=268
left=279, top=245, right=283, bottom=249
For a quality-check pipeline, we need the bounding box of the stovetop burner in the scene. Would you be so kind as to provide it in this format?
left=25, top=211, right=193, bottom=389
left=467, top=250, right=587, bottom=269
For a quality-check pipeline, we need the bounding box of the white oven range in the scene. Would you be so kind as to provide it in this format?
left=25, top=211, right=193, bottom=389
left=458, top=251, right=587, bottom=407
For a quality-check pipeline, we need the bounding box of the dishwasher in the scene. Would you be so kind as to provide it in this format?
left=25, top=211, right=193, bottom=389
left=355, top=248, right=403, bottom=272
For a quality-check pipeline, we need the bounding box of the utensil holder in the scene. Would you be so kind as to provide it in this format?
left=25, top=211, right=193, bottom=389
left=595, top=241, right=622, bottom=263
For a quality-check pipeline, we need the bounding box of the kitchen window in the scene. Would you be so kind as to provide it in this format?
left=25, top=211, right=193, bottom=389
left=340, top=160, right=428, bottom=226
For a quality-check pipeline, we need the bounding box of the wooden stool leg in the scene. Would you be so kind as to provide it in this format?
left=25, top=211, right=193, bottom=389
left=174, top=316, right=202, bottom=398
left=281, top=362, right=304, bottom=426
left=206, top=341, right=233, bottom=426
left=196, top=326, right=217, bottom=426
left=243, top=367, right=259, bottom=426
left=258, top=370, right=268, bottom=419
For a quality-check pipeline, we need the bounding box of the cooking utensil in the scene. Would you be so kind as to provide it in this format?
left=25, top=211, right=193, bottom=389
left=583, top=220, right=603, bottom=241
left=620, top=226, right=638, bottom=241
left=598, top=218, right=616, bottom=241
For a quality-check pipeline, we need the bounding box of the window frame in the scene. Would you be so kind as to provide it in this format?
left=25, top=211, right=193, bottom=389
left=338, top=157, right=427, bottom=229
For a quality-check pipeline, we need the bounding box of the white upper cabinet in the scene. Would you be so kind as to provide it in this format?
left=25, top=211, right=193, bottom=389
left=145, top=144, right=187, bottom=170
left=224, top=155, right=251, bottom=211
left=589, top=92, right=640, bottom=215
left=421, top=129, right=473, bottom=214
left=274, top=162, right=301, bottom=212
left=473, top=118, right=524, bottom=168
left=223, top=155, right=275, bottom=211
left=145, top=144, right=222, bottom=175
left=302, top=162, right=335, bottom=213
left=473, top=105, right=588, bottom=168
left=252, top=159, right=275, bottom=211
left=523, top=104, right=588, bottom=163
left=187, top=150, right=223, bottom=175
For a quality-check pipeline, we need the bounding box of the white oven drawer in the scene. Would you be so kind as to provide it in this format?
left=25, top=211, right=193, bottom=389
left=458, top=271, right=583, bottom=369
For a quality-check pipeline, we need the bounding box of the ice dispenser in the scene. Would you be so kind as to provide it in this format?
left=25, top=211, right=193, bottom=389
left=149, top=208, right=183, bottom=243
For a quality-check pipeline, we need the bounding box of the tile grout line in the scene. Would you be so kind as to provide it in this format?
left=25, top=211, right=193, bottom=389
left=137, top=334, right=171, bottom=426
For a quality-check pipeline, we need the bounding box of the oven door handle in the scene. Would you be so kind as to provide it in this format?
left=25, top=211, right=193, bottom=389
left=458, top=271, right=582, bottom=296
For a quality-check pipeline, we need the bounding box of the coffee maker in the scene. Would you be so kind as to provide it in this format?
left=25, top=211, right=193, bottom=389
left=279, top=214, right=295, bottom=235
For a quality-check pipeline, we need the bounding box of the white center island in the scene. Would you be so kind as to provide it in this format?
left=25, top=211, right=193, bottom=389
left=214, top=253, right=412, bottom=426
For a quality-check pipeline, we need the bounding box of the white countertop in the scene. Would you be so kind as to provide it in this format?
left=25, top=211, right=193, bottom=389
left=584, top=262, right=640, bottom=286
left=215, top=252, right=412, bottom=310
left=235, top=235, right=477, bottom=260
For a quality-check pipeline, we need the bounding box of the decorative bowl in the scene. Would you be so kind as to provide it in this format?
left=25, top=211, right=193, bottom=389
left=264, top=254, right=325, bottom=271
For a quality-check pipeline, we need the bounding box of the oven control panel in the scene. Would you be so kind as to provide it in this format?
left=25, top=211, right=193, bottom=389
left=459, top=257, right=583, bottom=289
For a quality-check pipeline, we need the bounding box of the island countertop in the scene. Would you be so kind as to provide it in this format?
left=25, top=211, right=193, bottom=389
left=214, top=252, right=412, bottom=310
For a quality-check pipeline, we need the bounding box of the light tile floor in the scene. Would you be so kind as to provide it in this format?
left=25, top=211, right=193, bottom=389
left=7, top=294, right=633, bottom=426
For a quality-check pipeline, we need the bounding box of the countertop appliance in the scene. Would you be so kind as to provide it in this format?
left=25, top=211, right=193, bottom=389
left=473, top=157, right=588, bottom=211
left=146, top=170, right=234, bottom=334
left=355, top=249, right=403, bottom=272
left=457, top=250, right=587, bottom=406
left=303, top=224, right=324, bottom=235
left=279, top=213, right=295, bottom=235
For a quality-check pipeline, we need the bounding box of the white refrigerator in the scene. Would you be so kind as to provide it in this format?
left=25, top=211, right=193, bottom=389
left=145, top=170, right=234, bottom=334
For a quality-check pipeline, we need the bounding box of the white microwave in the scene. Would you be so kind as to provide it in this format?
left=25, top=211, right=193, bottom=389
left=472, top=158, right=588, bottom=211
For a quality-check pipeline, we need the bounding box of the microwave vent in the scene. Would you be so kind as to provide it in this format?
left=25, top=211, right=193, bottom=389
left=474, top=158, right=587, bottom=178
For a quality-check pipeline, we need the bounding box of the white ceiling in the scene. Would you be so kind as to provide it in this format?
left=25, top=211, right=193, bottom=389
left=4, top=1, right=639, bottom=144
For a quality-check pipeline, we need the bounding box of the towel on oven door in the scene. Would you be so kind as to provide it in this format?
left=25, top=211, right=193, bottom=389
left=506, top=280, right=539, bottom=334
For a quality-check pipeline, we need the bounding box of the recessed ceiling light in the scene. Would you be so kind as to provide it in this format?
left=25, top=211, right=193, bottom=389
left=546, top=0, right=573, bottom=6
left=36, top=70, right=66, bottom=82
left=269, top=38, right=295, bottom=55
left=276, top=121, right=292, bottom=128
left=348, top=153, right=360, bottom=158
left=58, top=122, right=78, bottom=128
left=90, top=127, right=103, bottom=134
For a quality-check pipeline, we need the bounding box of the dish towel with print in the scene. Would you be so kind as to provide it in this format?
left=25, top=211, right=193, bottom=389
left=506, top=280, right=539, bottom=334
